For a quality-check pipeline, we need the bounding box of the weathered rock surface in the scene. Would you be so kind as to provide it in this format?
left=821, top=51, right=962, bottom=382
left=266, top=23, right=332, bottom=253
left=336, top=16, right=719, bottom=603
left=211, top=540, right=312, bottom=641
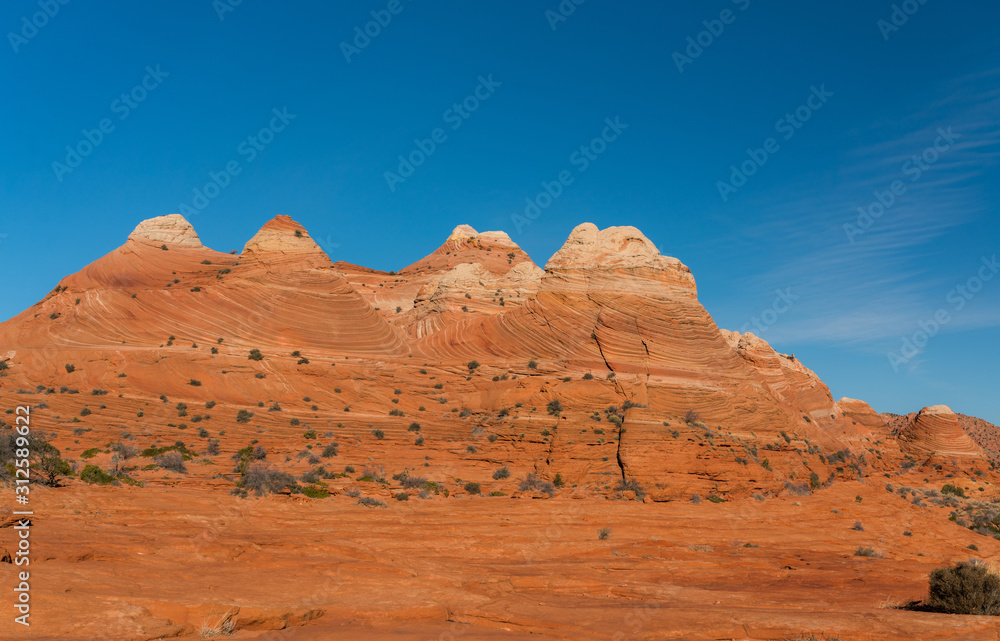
left=892, top=405, right=987, bottom=459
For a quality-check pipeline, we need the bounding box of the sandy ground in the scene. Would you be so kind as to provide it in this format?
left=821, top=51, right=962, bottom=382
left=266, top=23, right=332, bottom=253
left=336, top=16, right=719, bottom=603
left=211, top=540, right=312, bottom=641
left=3, top=480, right=1000, bottom=641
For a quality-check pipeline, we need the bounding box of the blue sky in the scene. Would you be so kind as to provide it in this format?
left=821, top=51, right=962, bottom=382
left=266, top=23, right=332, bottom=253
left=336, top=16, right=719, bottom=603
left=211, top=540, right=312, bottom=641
left=1, top=1, right=998, bottom=423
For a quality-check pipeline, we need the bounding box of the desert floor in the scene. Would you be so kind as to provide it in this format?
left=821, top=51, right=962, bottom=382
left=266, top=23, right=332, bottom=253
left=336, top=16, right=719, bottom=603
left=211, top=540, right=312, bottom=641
left=3, top=480, right=999, bottom=641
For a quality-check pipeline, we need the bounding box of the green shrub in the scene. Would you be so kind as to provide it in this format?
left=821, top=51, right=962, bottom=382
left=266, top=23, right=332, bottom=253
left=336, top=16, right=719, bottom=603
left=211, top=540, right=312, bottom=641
left=80, top=464, right=115, bottom=485
left=236, top=409, right=254, bottom=424
left=464, top=482, right=481, bottom=495
left=942, top=484, right=967, bottom=498
left=546, top=399, right=562, bottom=416
left=300, top=485, right=330, bottom=499
left=927, top=562, right=1000, bottom=615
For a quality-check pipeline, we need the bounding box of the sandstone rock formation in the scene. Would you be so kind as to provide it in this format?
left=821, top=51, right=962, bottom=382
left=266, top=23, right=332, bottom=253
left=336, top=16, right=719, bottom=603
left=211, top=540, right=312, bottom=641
left=893, top=405, right=987, bottom=459
left=0, top=214, right=991, bottom=504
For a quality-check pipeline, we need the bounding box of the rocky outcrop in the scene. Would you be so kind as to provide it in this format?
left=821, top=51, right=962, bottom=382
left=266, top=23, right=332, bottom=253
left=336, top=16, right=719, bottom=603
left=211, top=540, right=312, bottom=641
left=128, top=214, right=204, bottom=249
left=896, top=405, right=985, bottom=458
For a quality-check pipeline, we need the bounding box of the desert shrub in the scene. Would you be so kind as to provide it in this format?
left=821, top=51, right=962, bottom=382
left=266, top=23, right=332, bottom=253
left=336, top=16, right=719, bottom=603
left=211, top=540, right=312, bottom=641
left=189, top=379, right=202, bottom=387
left=464, top=482, right=481, bottom=495
left=546, top=399, right=563, bottom=416
left=357, top=496, right=387, bottom=508
left=927, top=562, right=1000, bottom=615
left=809, top=472, right=821, bottom=490
left=527, top=360, right=537, bottom=369
left=468, top=360, right=480, bottom=372
left=854, top=546, right=884, bottom=558
left=614, top=478, right=646, bottom=500
left=65, top=364, right=75, bottom=373
left=598, top=527, right=611, bottom=540
left=80, top=464, right=115, bottom=485
left=155, top=451, right=188, bottom=473
left=408, top=422, right=421, bottom=432
left=372, top=429, right=385, bottom=439
left=321, top=443, right=338, bottom=457
left=517, top=473, right=555, bottom=497
left=248, top=349, right=264, bottom=361
left=239, top=462, right=297, bottom=496
left=400, top=475, right=428, bottom=489
left=707, top=495, right=725, bottom=503
left=79, top=407, right=92, bottom=416
left=684, top=409, right=700, bottom=424
left=206, top=439, right=221, bottom=455
left=785, top=481, right=812, bottom=496
left=852, top=521, right=864, bottom=531
left=691, top=494, right=702, bottom=504
left=493, top=466, right=510, bottom=480
left=236, top=409, right=254, bottom=424
left=553, top=473, right=565, bottom=487
left=1, top=432, right=71, bottom=486
left=942, top=484, right=967, bottom=498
